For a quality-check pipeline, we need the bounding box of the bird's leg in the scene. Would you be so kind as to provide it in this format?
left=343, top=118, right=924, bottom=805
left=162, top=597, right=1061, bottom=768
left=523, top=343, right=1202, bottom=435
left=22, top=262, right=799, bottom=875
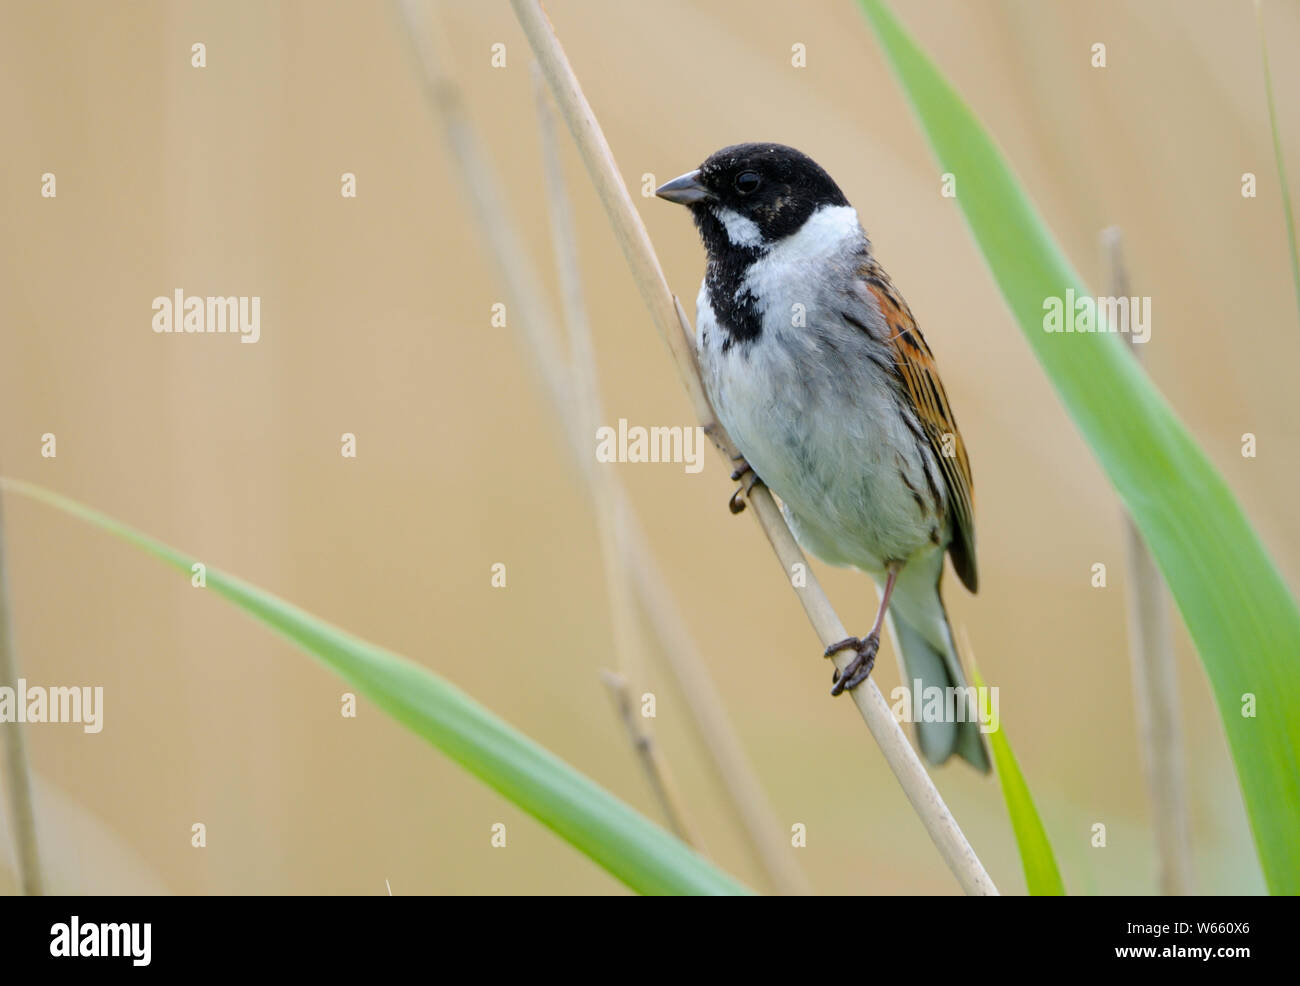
left=826, top=564, right=900, bottom=695
left=727, top=454, right=761, bottom=514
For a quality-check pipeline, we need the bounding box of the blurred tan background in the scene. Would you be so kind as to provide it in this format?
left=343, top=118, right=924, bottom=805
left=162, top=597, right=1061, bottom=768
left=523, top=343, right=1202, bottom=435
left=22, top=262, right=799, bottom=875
left=1, top=0, right=1297, bottom=895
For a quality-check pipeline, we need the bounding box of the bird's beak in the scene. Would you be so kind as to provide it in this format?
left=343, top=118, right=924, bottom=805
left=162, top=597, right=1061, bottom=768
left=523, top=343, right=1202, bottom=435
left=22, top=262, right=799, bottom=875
left=655, top=169, right=710, bottom=205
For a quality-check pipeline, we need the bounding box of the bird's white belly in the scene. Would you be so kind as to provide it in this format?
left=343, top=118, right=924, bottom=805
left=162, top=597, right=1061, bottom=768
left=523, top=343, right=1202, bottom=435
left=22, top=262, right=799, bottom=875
left=697, top=285, right=940, bottom=575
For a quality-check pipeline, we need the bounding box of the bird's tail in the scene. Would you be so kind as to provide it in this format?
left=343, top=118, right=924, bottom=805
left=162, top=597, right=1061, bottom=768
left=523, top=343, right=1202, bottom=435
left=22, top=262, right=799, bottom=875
left=886, top=573, right=991, bottom=773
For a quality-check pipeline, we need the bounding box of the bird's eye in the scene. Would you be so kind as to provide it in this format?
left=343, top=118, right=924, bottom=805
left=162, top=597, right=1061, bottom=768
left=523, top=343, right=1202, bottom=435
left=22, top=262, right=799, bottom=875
left=733, top=170, right=761, bottom=194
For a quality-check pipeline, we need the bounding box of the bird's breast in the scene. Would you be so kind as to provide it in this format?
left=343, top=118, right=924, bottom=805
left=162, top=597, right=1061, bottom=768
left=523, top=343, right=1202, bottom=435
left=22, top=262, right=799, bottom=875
left=695, top=273, right=947, bottom=572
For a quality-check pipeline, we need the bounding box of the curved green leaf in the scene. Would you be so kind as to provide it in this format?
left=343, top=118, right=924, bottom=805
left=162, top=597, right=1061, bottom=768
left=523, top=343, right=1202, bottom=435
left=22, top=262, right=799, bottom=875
left=0, top=478, right=750, bottom=896
left=858, top=0, right=1300, bottom=893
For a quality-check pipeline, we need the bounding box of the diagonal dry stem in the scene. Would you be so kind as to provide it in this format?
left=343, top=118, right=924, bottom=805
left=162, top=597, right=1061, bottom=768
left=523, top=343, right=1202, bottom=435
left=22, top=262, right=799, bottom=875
left=393, top=0, right=809, bottom=893
left=1102, top=228, right=1192, bottom=895
left=511, top=0, right=996, bottom=895
left=534, top=69, right=704, bottom=849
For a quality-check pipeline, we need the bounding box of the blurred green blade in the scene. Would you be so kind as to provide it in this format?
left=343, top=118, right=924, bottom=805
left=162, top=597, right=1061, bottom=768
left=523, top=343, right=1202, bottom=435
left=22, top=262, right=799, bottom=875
left=1, top=478, right=750, bottom=896
left=972, top=668, right=1065, bottom=895
left=858, top=0, right=1300, bottom=893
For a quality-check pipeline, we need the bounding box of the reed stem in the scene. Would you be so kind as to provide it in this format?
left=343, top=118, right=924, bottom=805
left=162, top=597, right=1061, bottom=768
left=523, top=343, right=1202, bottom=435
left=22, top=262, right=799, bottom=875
left=1103, top=227, right=1193, bottom=895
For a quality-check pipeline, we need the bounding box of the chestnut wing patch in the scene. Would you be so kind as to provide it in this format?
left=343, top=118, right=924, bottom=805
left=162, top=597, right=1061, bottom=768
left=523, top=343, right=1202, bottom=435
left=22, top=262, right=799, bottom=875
left=861, top=262, right=978, bottom=593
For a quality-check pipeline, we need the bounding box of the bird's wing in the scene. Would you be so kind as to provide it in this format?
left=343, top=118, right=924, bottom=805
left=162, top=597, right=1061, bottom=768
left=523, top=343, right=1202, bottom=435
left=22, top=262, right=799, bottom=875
left=860, top=260, right=978, bottom=593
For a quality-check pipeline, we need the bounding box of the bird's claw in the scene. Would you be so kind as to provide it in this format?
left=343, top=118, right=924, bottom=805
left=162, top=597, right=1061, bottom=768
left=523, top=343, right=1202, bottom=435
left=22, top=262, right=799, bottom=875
left=727, top=459, right=759, bottom=514
left=826, top=632, right=880, bottom=695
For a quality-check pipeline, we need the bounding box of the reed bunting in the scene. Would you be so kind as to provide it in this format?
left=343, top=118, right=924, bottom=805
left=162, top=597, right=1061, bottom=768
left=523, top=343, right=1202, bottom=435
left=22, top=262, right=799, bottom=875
left=657, top=143, right=989, bottom=771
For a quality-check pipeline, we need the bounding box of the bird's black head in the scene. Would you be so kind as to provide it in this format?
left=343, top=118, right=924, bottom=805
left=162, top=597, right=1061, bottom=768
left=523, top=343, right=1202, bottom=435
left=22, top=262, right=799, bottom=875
left=655, top=142, right=850, bottom=255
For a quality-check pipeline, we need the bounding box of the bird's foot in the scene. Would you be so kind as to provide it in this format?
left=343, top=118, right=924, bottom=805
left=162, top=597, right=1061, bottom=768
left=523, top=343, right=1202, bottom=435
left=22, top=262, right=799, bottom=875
left=825, top=632, right=880, bottom=696
left=727, top=458, right=760, bottom=514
